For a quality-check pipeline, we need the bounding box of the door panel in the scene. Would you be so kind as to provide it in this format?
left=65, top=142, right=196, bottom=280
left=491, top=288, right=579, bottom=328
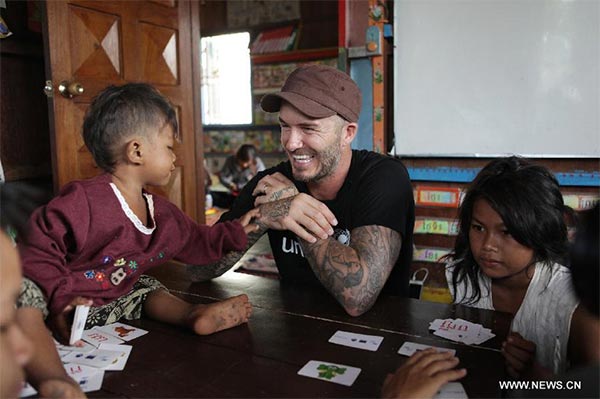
left=44, top=0, right=201, bottom=221
left=139, top=23, right=178, bottom=85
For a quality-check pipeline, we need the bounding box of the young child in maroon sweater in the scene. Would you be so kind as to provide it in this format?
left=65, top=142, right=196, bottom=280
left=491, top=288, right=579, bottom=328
left=16, top=83, right=258, bottom=396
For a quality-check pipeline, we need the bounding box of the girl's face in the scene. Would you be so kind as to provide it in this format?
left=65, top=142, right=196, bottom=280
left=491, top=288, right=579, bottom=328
left=143, top=124, right=177, bottom=186
left=469, top=198, right=535, bottom=281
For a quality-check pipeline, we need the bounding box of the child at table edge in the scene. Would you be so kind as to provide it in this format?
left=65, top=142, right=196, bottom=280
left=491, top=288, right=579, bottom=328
left=15, top=83, right=259, bottom=394
left=444, top=156, right=591, bottom=378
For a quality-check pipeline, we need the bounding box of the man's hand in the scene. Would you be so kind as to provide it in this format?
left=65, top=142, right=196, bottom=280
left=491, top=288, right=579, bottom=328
left=502, top=332, right=537, bottom=378
left=38, top=377, right=87, bottom=399
left=47, top=297, right=93, bottom=346
left=382, top=349, right=467, bottom=399
left=252, top=172, right=299, bottom=206
left=257, top=193, right=336, bottom=243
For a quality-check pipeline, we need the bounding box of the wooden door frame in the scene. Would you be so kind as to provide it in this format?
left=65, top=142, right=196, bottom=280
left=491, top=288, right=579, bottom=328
left=190, top=0, right=205, bottom=224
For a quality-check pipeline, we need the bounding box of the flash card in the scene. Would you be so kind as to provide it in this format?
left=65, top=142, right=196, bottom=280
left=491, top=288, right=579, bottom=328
left=95, top=322, right=148, bottom=342
left=397, top=341, right=456, bottom=357
left=64, top=363, right=102, bottom=379
left=19, top=382, right=36, bottom=397
left=98, top=343, right=132, bottom=371
left=69, top=305, right=90, bottom=345
left=429, top=318, right=493, bottom=345
left=298, top=360, right=361, bottom=387
left=62, top=349, right=122, bottom=369
left=55, top=339, right=96, bottom=356
left=82, top=328, right=124, bottom=347
left=76, top=370, right=105, bottom=393
left=433, top=382, right=468, bottom=399
left=328, top=330, right=384, bottom=352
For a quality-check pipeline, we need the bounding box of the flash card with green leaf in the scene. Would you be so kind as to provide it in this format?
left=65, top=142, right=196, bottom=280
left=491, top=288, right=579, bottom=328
left=297, top=360, right=361, bottom=386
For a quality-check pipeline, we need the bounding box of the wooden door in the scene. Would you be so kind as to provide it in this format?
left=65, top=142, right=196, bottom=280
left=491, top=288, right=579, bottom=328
left=43, top=0, right=204, bottom=222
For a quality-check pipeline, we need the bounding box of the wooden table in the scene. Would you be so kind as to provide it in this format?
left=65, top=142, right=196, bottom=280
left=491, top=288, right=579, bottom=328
left=90, top=264, right=511, bottom=398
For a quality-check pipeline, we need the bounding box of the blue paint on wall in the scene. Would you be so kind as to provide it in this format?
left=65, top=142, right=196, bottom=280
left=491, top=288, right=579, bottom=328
left=407, top=167, right=600, bottom=187
left=350, top=58, right=373, bottom=151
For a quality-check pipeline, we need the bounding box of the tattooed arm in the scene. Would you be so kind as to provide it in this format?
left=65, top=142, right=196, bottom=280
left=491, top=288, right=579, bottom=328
left=186, top=227, right=267, bottom=281
left=301, top=225, right=402, bottom=317
left=251, top=190, right=403, bottom=316
left=255, top=193, right=337, bottom=243
left=186, top=191, right=335, bottom=281
left=252, top=172, right=299, bottom=206
left=187, top=190, right=338, bottom=281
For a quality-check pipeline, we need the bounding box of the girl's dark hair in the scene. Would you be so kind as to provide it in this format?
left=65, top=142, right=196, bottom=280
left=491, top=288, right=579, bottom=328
left=82, top=83, right=178, bottom=173
left=236, top=144, right=257, bottom=163
left=448, top=156, right=569, bottom=304
left=0, top=183, right=49, bottom=240
left=570, top=205, right=599, bottom=317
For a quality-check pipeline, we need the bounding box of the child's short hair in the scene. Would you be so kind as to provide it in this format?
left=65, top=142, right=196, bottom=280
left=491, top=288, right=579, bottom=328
left=236, top=144, right=258, bottom=163
left=83, top=83, right=178, bottom=173
left=449, top=156, right=569, bottom=303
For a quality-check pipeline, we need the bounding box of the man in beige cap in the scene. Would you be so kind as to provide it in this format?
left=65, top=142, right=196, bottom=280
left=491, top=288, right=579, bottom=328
left=189, top=65, right=414, bottom=317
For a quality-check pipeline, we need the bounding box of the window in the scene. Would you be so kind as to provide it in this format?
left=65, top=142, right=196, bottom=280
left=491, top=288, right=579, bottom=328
left=200, top=32, right=252, bottom=125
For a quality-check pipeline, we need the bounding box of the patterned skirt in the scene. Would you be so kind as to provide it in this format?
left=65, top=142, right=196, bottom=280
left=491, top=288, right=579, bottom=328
left=17, top=275, right=166, bottom=328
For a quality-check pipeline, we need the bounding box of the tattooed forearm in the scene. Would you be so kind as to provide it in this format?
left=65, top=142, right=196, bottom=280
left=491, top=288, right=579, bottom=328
left=186, top=228, right=267, bottom=282
left=301, top=225, right=402, bottom=316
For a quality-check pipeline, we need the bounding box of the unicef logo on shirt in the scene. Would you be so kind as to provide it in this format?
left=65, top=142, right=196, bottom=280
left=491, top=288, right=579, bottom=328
left=333, top=228, right=351, bottom=246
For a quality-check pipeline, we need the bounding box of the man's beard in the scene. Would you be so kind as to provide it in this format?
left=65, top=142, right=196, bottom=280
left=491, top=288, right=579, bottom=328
left=292, top=143, right=341, bottom=183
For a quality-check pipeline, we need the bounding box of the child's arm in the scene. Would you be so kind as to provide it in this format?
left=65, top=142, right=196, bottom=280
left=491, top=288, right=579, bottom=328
left=502, top=332, right=554, bottom=379
left=172, top=201, right=252, bottom=266
left=239, top=208, right=261, bottom=234
left=16, top=307, right=87, bottom=398
left=568, top=305, right=599, bottom=367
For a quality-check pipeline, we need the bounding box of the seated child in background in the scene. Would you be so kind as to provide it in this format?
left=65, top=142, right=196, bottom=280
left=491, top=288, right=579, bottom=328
left=16, top=83, right=259, bottom=392
left=445, top=156, right=587, bottom=378
left=213, top=144, right=265, bottom=208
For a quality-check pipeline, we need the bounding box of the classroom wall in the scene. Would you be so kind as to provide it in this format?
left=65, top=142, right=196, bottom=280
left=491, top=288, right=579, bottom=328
left=392, top=0, right=599, bottom=157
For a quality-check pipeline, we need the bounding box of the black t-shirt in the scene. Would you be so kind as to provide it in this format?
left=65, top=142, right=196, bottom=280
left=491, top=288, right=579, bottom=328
left=220, top=150, right=415, bottom=297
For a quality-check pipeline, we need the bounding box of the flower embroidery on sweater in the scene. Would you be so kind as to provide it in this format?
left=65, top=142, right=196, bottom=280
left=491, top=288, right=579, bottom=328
left=114, top=258, right=126, bottom=267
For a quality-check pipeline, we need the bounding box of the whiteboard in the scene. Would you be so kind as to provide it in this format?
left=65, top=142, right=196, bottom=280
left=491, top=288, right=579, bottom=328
left=392, top=0, right=599, bottom=157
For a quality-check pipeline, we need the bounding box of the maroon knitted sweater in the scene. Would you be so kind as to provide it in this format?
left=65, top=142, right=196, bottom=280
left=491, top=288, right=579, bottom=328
left=19, top=174, right=247, bottom=314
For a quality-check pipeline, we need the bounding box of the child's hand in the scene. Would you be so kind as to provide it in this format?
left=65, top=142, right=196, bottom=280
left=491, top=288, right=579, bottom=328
left=382, top=349, right=467, bottom=399
left=47, top=297, right=93, bottom=346
left=502, top=332, right=536, bottom=378
left=39, top=377, right=87, bottom=398
left=239, top=208, right=261, bottom=234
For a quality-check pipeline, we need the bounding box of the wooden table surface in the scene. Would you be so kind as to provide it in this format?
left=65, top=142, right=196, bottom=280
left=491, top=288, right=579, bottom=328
left=89, top=264, right=512, bottom=398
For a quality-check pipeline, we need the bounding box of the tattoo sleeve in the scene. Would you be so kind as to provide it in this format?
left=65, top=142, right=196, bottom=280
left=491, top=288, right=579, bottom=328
left=300, top=225, right=402, bottom=316
left=186, top=227, right=267, bottom=282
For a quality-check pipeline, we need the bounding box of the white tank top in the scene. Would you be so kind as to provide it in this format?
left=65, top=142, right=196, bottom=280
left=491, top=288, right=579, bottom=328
left=445, top=262, right=579, bottom=373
